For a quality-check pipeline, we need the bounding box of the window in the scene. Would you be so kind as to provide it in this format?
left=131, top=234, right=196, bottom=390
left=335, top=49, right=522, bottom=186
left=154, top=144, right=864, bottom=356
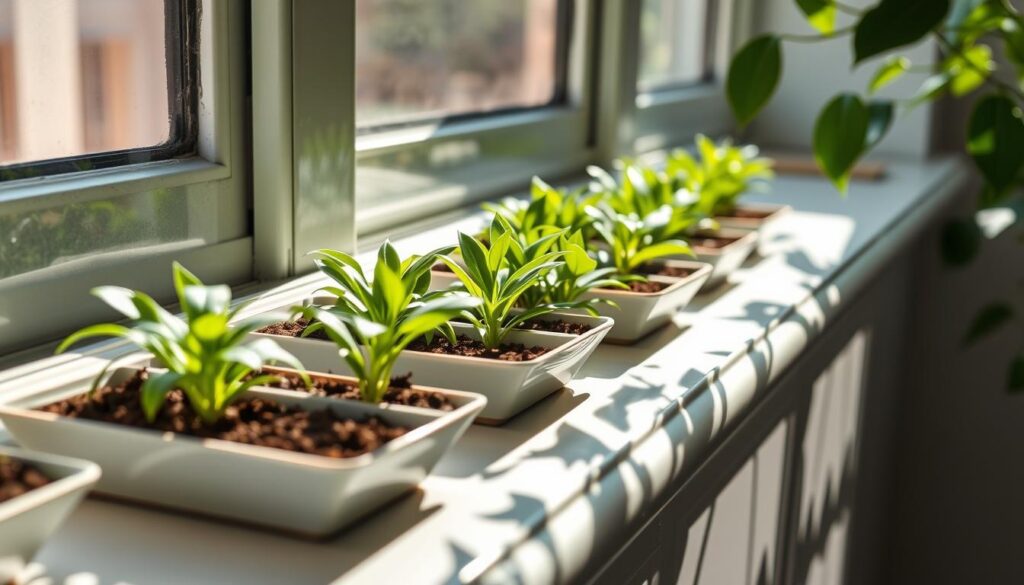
left=629, top=0, right=732, bottom=155
left=637, top=0, right=715, bottom=92
left=0, top=0, right=249, bottom=355
left=353, top=0, right=589, bottom=234
left=355, top=0, right=564, bottom=130
left=0, top=0, right=195, bottom=180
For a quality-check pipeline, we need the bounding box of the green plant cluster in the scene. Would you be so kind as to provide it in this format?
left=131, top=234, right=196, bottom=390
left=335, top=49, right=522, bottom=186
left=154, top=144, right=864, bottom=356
left=55, top=135, right=776, bottom=423
left=296, top=242, right=480, bottom=403
left=57, top=263, right=308, bottom=424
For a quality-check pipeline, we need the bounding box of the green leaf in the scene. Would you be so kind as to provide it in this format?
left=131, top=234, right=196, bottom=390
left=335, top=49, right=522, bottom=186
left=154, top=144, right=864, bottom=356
left=813, top=94, right=870, bottom=193
left=865, top=100, right=894, bottom=149
left=948, top=44, right=994, bottom=96
left=967, top=94, right=1024, bottom=195
left=868, top=56, right=910, bottom=94
left=140, top=371, right=181, bottom=423
left=727, top=35, right=782, bottom=126
left=854, top=0, right=950, bottom=64
left=630, top=241, right=693, bottom=269
left=92, top=286, right=142, bottom=320
left=1008, top=354, right=1024, bottom=393
left=964, top=303, right=1013, bottom=344
left=940, top=217, right=982, bottom=266
left=183, top=285, right=232, bottom=317
left=55, top=323, right=134, bottom=354
left=191, top=313, right=228, bottom=342
left=172, top=262, right=202, bottom=309
left=796, top=0, right=836, bottom=34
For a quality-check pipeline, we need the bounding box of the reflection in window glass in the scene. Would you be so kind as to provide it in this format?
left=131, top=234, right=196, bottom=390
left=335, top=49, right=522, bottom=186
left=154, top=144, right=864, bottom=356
left=638, top=0, right=712, bottom=91
left=0, top=0, right=171, bottom=169
left=355, top=0, right=561, bottom=129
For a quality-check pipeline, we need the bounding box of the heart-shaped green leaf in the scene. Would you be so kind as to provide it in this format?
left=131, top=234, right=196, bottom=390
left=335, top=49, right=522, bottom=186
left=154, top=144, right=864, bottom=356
left=727, top=35, right=782, bottom=126
left=854, top=0, right=950, bottom=64
left=813, top=93, right=870, bottom=193
left=967, top=94, right=1024, bottom=195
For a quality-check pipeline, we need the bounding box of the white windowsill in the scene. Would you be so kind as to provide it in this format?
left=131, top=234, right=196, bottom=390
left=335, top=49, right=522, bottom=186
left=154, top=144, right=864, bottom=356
left=0, top=156, right=969, bottom=584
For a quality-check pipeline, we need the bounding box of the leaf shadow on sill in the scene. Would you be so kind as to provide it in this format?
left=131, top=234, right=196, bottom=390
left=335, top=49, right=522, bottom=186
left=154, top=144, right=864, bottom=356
left=31, top=488, right=441, bottom=585
left=431, top=389, right=591, bottom=480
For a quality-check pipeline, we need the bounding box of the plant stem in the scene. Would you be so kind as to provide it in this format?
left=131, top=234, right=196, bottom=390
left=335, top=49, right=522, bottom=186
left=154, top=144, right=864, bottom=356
left=779, top=25, right=855, bottom=43
left=834, top=2, right=863, bottom=17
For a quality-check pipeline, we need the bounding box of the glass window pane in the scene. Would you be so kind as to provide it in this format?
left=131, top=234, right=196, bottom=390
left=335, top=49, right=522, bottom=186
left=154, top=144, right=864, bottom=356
left=355, top=0, right=562, bottom=129
left=638, top=0, right=712, bottom=91
left=0, top=0, right=184, bottom=175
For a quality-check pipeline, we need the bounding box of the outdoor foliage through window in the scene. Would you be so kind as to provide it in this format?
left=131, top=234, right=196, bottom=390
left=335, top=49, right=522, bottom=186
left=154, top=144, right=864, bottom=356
left=0, top=0, right=174, bottom=172
left=355, top=0, right=562, bottom=129
left=638, top=0, right=713, bottom=91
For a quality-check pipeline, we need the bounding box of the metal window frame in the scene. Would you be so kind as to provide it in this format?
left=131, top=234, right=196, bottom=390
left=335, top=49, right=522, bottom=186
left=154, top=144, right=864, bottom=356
left=0, top=0, right=251, bottom=354
left=0, top=0, right=199, bottom=182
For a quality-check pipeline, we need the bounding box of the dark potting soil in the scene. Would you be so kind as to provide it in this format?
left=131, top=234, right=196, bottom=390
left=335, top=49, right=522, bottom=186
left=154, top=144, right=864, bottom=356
left=518, top=319, right=592, bottom=335
left=432, top=263, right=454, bottom=273
left=256, top=318, right=328, bottom=340
left=407, top=335, right=549, bottom=361
left=621, top=280, right=669, bottom=293
left=39, top=370, right=408, bottom=459
left=691, top=234, right=742, bottom=250
left=636, top=264, right=696, bottom=278
left=719, top=207, right=773, bottom=219
left=0, top=457, right=51, bottom=504
left=262, top=370, right=455, bottom=412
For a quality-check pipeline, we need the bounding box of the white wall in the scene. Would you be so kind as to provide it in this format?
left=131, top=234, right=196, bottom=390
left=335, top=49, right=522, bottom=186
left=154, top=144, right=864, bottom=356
left=747, top=0, right=934, bottom=160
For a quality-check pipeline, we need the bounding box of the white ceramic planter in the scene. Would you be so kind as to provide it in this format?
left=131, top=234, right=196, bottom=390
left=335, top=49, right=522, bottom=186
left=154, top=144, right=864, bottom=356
left=688, top=228, right=759, bottom=288
left=253, top=312, right=612, bottom=424
left=430, top=262, right=710, bottom=343
left=0, top=366, right=484, bottom=537
left=579, top=260, right=711, bottom=343
left=714, top=203, right=791, bottom=255
left=0, top=447, right=100, bottom=583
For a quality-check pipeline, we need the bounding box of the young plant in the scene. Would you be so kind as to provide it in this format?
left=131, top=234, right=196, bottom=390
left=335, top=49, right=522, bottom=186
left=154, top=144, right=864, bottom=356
left=438, top=231, right=568, bottom=349
left=590, top=205, right=694, bottom=278
left=666, top=134, right=774, bottom=217
left=296, top=242, right=480, bottom=403
left=484, top=215, right=625, bottom=309
left=55, top=262, right=308, bottom=425
left=484, top=176, right=601, bottom=241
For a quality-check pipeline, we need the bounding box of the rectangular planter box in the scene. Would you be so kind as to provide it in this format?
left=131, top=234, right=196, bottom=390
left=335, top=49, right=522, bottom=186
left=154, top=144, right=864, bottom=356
left=0, top=366, right=484, bottom=537
left=714, top=203, right=791, bottom=255
left=253, top=310, right=612, bottom=424
left=579, top=260, right=711, bottom=343
left=689, top=228, right=759, bottom=288
left=0, top=446, right=100, bottom=583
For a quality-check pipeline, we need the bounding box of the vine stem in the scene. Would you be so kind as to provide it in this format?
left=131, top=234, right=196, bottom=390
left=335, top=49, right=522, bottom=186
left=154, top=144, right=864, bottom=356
left=779, top=25, right=855, bottom=43
left=834, top=2, right=863, bottom=17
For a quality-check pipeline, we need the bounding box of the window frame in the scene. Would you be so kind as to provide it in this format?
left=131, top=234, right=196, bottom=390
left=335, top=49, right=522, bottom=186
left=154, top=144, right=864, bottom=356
left=628, top=0, right=745, bottom=158
left=0, top=0, right=199, bottom=181
left=0, top=0, right=251, bottom=355
left=352, top=0, right=597, bottom=236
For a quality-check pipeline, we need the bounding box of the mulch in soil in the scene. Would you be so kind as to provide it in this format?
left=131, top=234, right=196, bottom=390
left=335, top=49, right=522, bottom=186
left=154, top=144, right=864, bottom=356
left=407, top=335, right=549, bottom=361
left=636, top=264, right=695, bottom=278
left=0, top=457, right=51, bottom=504
left=691, top=234, right=742, bottom=250
left=261, top=370, right=455, bottom=412
left=40, top=370, right=408, bottom=459
left=518, top=319, right=592, bottom=335
left=256, top=319, right=328, bottom=340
